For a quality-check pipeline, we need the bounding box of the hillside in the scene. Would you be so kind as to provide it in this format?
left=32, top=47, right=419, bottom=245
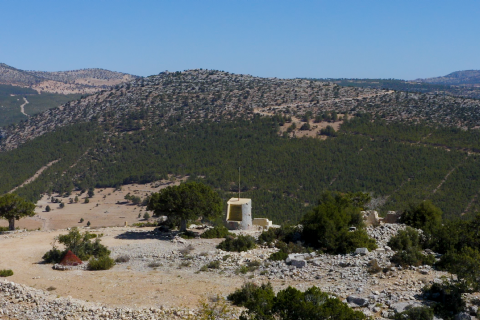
left=1, top=70, right=480, bottom=223
left=0, top=63, right=138, bottom=94
left=311, top=78, right=480, bottom=99
left=0, top=63, right=138, bottom=127
left=2, top=69, right=480, bottom=151
left=417, top=70, right=480, bottom=86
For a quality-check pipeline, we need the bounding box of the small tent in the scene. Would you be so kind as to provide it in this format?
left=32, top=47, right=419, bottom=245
left=60, top=250, right=83, bottom=266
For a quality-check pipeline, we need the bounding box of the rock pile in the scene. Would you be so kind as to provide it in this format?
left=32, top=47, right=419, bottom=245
left=0, top=280, right=233, bottom=320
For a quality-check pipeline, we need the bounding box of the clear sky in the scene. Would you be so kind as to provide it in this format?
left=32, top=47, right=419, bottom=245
left=1, top=1, right=478, bottom=79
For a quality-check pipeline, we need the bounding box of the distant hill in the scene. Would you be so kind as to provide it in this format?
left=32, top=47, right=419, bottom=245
left=0, top=63, right=139, bottom=127
left=1, top=69, right=480, bottom=223
left=308, top=77, right=480, bottom=99
left=416, top=70, right=480, bottom=86
left=0, top=63, right=139, bottom=94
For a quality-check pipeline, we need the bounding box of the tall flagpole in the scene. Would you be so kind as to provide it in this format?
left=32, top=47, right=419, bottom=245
left=238, top=167, right=241, bottom=200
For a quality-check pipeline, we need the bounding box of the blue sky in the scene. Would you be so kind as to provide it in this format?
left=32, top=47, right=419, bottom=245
left=0, top=1, right=478, bottom=79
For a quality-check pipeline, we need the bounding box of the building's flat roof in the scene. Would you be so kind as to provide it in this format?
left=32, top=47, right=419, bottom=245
left=227, top=198, right=251, bottom=205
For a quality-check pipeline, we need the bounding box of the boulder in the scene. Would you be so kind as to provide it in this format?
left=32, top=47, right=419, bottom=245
left=291, top=259, right=307, bottom=268
left=355, top=248, right=369, bottom=255
left=455, top=312, right=472, bottom=320
left=346, top=295, right=368, bottom=307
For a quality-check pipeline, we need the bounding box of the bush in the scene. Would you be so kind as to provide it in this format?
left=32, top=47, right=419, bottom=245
left=0, top=269, right=13, bottom=277
left=258, top=225, right=299, bottom=245
left=391, top=247, right=435, bottom=267
left=367, top=259, right=382, bottom=274
left=45, top=205, right=51, bottom=212
left=301, top=191, right=375, bottom=254
left=269, top=251, right=288, bottom=261
left=148, top=262, right=162, bottom=268
left=200, top=225, right=232, bottom=239
left=206, top=260, right=221, bottom=269
left=299, top=123, right=310, bottom=130
left=228, top=282, right=366, bottom=320
left=401, top=200, right=442, bottom=234
left=179, top=244, right=195, bottom=255
left=42, top=228, right=111, bottom=263
left=143, top=212, right=150, bottom=220
left=320, top=125, right=337, bottom=137
left=424, top=281, right=466, bottom=319
left=217, top=235, right=256, bottom=252
left=88, top=255, right=115, bottom=270
left=388, top=227, right=434, bottom=267
left=180, top=230, right=197, bottom=239
left=393, top=306, right=434, bottom=320
left=115, top=255, right=130, bottom=263
left=388, top=227, right=421, bottom=251
left=42, top=248, right=65, bottom=263
left=0, top=226, right=10, bottom=232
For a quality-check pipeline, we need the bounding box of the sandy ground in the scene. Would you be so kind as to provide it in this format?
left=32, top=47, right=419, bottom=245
left=279, top=116, right=345, bottom=139
left=1, top=180, right=185, bottom=231
left=0, top=228, right=249, bottom=309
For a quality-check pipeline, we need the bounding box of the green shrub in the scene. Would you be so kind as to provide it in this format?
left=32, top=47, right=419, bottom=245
left=42, top=248, right=65, bottom=263
left=393, top=306, right=434, bottom=320
left=200, top=226, right=232, bottom=239
left=88, top=255, right=115, bottom=270
left=388, top=227, right=421, bottom=251
left=301, top=191, right=375, bottom=254
left=132, top=221, right=158, bottom=227
left=115, top=255, right=130, bottom=263
left=217, top=235, right=256, bottom=252
left=388, top=227, right=434, bottom=267
left=228, top=282, right=366, bottom=320
left=258, top=226, right=299, bottom=245
left=206, top=260, right=221, bottom=269
left=0, top=269, right=13, bottom=277
left=42, top=228, right=111, bottom=263
left=391, top=247, right=434, bottom=267
left=269, top=251, right=288, bottom=261
left=400, top=200, right=442, bottom=234
left=180, top=230, right=197, bottom=239
left=424, top=281, right=466, bottom=319
left=0, top=226, right=9, bottom=232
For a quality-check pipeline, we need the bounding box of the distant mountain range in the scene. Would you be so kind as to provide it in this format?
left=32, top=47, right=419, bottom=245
left=416, top=70, right=480, bottom=86
left=0, top=63, right=139, bottom=94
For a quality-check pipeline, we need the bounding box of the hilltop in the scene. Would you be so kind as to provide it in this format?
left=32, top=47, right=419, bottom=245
left=416, top=70, right=480, bottom=87
left=2, top=69, right=480, bottom=151
left=0, top=63, right=138, bottom=94
left=0, top=63, right=139, bottom=127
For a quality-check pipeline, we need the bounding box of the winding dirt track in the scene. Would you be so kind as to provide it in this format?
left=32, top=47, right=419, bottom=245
left=20, top=97, right=29, bottom=116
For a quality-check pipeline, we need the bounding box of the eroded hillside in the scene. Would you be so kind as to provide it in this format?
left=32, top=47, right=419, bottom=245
left=2, top=69, right=480, bottom=152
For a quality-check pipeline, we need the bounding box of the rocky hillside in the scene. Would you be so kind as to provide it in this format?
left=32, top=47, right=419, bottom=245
left=0, top=63, right=138, bottom=94
left=2, top=69, right=480, bottom=151
left=417, top=70, right=480, bottom=86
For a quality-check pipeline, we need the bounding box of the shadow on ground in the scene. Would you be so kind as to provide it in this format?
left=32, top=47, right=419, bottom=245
left=114, top=229, right=176, bottom=241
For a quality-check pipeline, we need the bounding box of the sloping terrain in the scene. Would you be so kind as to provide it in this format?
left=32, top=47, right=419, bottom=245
left=313, top=78, right=480, bottom=99
left=2, top=69, right=480, bottom=152
left=0, top=63, right=138, bottom=127
left=0, top=63, right=138, bottom=94
left=1, top=70, right=480, bottom=222
left=418, top=70, right=480, bottom=86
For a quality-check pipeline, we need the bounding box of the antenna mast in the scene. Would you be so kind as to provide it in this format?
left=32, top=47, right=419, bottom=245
left=238, top=167, right=241, bottom=200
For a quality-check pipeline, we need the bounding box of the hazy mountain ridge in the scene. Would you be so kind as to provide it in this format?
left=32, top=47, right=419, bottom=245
left=0, top=63, right=139, bottom=94
left=2, top=69, right=480, bottom=152
left=417, top=70, right=480, bottom=86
